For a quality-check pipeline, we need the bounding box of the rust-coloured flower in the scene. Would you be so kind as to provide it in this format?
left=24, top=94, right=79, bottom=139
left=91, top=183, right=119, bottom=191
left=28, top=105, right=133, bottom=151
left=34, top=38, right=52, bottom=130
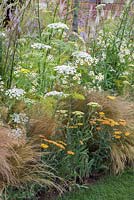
left=114, top=131, right=122, bottom=135
left=114, top=135, right=121, bottom=139
left=67, top=151, right=75, bottom=155
left=124, top=132, right=130, bottom=136
left=96, top=127, right=101, bottom=131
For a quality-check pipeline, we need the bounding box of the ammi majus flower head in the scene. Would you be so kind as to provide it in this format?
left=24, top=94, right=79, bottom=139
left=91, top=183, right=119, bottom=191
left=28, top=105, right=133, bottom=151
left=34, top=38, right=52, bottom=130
left=54, top=65, right=76, bottom=75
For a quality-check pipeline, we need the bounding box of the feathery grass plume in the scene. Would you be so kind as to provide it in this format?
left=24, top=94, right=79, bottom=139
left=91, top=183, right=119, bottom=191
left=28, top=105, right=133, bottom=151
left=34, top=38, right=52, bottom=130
left=27, top=100, right=62, bottom=137
left=0, top=126, right=62, bottom=193
left=111, top=133, right=134, bottom=174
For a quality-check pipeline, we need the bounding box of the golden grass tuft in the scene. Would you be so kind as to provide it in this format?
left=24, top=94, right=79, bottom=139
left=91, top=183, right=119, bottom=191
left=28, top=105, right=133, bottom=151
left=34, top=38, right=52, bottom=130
left=0, top=127, right=62, bottom=192
left=111, top=134, right=134, bottom=174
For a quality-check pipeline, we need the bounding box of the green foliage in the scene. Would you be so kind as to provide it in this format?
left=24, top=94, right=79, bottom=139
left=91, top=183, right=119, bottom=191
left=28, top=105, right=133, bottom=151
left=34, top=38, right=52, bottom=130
left=0, top=0, right=134, bottom=198
left=59, top=170, right=134, bottom=200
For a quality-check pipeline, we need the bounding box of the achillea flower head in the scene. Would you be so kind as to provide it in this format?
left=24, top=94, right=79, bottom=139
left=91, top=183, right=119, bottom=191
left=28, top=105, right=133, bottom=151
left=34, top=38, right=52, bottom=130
left=124, top=132, right=130, bottom=136
left=41, top=143, right=49, bottom=149
left=20, top=68, right=30, bottom=73
left=114, top=131, right=122, bottom=135
left=107, top=96, right=116, bottom=100
left=87, top=102, right=101, bottom=108
left=114, top=135, right=121, bottom=139
left=72, top=111, right=84, bottom=116
left=67, top=151, right=75, bottom=155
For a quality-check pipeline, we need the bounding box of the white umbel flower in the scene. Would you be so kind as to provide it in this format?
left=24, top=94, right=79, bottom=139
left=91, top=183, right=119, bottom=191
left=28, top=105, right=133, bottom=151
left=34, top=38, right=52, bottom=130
left=44, top=90, right=68, bottom=97
left=12, top=113, right=29, bottom=124
left=31, top=43, right=51, bottom=50
left=54, top=65, right=76, bottom=75
left=72, top=51, right=92, bottom=60
left=44, top=91, right=65, bottom=97
left=5, top=88, right=25, bottom=99
left=10, top=128, right=23, bottom=138
left=47, top=22, right=69, bottom=30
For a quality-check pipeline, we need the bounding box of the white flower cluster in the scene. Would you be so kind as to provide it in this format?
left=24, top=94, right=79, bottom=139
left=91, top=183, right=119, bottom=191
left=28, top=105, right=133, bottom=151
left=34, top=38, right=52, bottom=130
left=54, top=65, right=76, bottom=75
left=47, top=22, right=69, bottom=30
left=10, top=128, right=23, bottom=138
left=38, top=2, right=47, bottom=10
left=96, top=4, right=106, bottom=10
left=87, top=102, right=101, bottom=108
left=5, top=88, right=25, bottom=99
left=12, top=113, right=29, bottom=124
left=24, top=98, right=35, bottom=105
left=0, top=77, right=4, bottom=92
left=44, top=91, right=67, bottom=98
left=88, top=71, right=95, bottom=76
left=47, top=55, right=54, bottom=61
left=31, top=43, right=51, bottom=50
left=72, top=73, right=81, bottom=84
left=72, top=51, right=95, bottom=65
left=95, top=73, right=104, bottom=82
left=0, top=32, right=6, bottom=38
left=119, top=45, right=130, bottom=63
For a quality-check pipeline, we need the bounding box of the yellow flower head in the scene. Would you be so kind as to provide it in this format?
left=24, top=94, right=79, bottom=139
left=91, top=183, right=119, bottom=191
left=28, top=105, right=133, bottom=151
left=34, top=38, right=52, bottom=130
left=114, top=135, right=121, bottom=139
left=125, top=132, right=130, bottom=136
left=76, top=123, right=83, bottom=126
left=20, top=68, right=30, bottom=74
left=99, top=112, right=105, bottom=116
left=102, top=118, right=119, bottom=127
left=67, top=151, right=75, bottom=155
left=41, top=143, right=49, bottom=149
left=114, top=131, right=122, bottom=135
left=107, top=96, right=116, bottom=100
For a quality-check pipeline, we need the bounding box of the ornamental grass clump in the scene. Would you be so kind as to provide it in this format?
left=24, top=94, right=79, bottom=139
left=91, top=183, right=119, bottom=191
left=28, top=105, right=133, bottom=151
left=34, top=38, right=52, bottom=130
left=0, top=126, right=61, bottom=193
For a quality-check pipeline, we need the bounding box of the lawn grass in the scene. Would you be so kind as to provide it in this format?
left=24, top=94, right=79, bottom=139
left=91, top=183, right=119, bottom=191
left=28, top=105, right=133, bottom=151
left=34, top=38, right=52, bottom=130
left=58, top=169, right=134, bottom=200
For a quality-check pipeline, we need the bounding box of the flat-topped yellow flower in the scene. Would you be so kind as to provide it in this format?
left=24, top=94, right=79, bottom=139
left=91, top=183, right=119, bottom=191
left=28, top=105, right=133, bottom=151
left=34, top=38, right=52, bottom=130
left=125, top=132, right=130, bottom=136
left=41, top=143, right=49, bottom=149
left=20, top=68, right=30, bottom=73
left=67, top=151, right=75, bottom=155
left=99, top=112, right=105, bottom=116
left=114, top=131, right=122, bottom=135
left=114, top=135, right=121, bottom=139
left=107, top=96, right=116, bottom=100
